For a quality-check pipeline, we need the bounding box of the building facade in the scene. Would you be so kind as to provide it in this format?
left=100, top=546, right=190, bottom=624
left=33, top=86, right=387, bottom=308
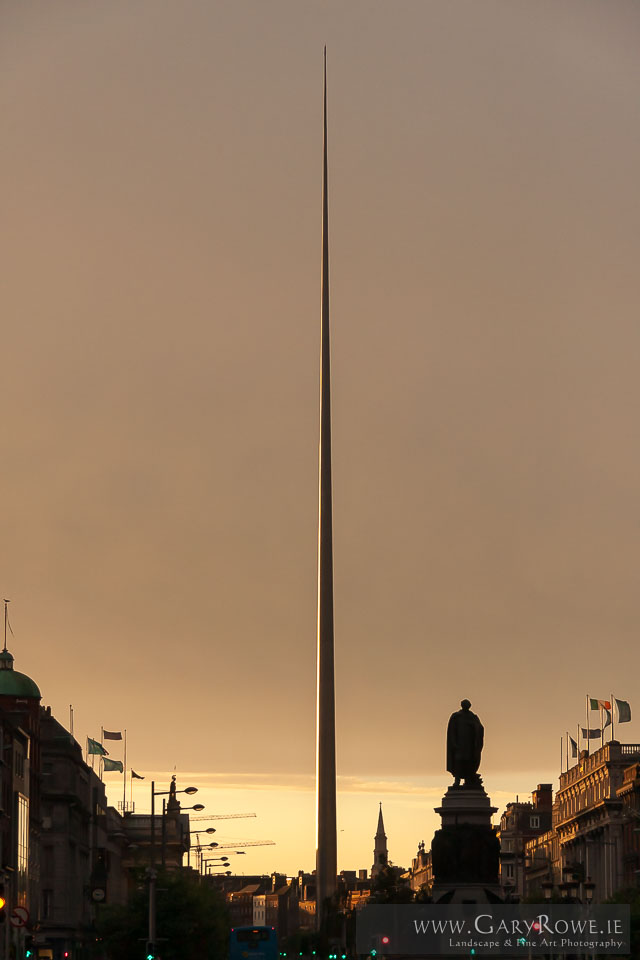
left=523, top=743, right=640, bottom=902
left=0, top=649, right=42, bottom=960
left=497, top=783, right=553, bottom=899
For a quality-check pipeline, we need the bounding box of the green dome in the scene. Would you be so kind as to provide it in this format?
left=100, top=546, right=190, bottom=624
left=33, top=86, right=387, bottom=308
left=0, top=650, right=41, bottom=699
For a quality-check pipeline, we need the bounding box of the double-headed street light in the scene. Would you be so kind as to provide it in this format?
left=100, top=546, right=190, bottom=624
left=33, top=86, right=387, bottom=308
left=148, top=777, right=200, bottom=957
left=150, top=777, right=199, bottom=868
left=163, top=801, right=204, bottom=868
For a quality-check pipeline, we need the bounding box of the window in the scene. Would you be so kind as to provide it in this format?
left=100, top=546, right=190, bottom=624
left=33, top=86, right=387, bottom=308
left=530, top=815, right=540, bottom=828
left=42, top=889, right=53, bottom=920
left=503, top=863, right=514, bottom=879
left=16, top=794, right=29, bottom=905
left=43, top=846, right=54, bottom=876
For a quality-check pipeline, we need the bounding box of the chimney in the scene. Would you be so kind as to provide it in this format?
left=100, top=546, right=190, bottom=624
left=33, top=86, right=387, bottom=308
left=533, top=783, right=553, bottom=810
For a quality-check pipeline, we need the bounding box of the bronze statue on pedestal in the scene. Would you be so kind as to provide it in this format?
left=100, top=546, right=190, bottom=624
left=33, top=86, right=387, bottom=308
left=446, top=699, right=484, bottom=788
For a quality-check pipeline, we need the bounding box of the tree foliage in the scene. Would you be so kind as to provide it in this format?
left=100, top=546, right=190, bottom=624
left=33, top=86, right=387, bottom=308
left=96, top=870, right=229, bottom=960
left=605, top=887, right=640, bottom=960
left=368, top=865, right=413, bottom=904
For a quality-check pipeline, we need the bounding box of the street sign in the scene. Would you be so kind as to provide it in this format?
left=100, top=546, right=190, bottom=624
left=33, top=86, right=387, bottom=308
left=10, top=905, right=30, bottom=928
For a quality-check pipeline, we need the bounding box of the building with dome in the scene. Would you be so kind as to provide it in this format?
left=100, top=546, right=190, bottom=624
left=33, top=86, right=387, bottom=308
left=0, top=646, right=42, bottom=954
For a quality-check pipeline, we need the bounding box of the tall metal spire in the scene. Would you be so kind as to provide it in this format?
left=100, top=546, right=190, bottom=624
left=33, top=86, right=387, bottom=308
left=315, top=46, right=337, bottom=927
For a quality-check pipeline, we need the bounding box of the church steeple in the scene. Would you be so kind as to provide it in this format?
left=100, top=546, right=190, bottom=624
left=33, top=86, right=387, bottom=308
left=371, top=802, right=388, bottom=878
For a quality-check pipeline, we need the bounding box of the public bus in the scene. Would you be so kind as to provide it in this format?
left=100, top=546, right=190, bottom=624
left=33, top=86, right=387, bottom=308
left=229, top=925, right=278, bottom=960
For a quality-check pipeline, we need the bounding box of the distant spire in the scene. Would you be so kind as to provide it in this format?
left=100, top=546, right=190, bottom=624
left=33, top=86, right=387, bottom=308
left=371, top=802, right=388, bottom=878
left=315, top=45, right=337, bottom=928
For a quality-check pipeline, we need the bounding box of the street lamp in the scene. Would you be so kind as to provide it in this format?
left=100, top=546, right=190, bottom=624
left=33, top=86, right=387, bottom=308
left=583, top=878, right=595, bottom=903
left=147, top=777, right=200, bottom=958
left=150, top=777, right=199, bottom=867
left=203, top=857, right=229, bottom=873
left=161, top=801, right=205, bottom=868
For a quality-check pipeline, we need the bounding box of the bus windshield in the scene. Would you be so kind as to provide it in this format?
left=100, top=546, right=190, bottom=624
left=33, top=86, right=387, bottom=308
left=230, top=926, right=278, bottom=960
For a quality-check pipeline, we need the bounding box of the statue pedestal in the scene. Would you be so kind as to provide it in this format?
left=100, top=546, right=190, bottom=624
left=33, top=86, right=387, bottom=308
left=431, top=786, right=502, bottom=904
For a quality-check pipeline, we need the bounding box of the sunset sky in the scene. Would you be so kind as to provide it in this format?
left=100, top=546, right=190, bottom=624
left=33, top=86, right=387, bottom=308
left=2, top=1, right=639, bottom=875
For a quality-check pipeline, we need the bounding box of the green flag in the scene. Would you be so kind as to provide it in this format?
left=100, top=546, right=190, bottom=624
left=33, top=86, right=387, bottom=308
left=616, top=699, right=632, bottom=723
left=88, top=737, right=108, bottom=756
left=581, top=727, right=601, bottom=739
left=103, top=757, right=123, bottom=773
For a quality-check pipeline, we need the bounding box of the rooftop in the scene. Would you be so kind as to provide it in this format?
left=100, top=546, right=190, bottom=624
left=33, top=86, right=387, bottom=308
left=0, top=650, right=41, bottom=699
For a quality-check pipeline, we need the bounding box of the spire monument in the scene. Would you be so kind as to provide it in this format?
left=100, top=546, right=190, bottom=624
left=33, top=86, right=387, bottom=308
left=315, top=47, right=337, bottom=928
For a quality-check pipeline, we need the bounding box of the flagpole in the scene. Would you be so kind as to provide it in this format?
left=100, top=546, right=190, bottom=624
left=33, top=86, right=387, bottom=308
left=585, top=695, right=590, bottom=757
left=577, top=722, right=580, bottom=762
left=123, top=729, right=127, bottom=810
left=565, top=732, right=568, bottom=772
left=70, top=704, right=74, bottom=737
left=611, top=692, right=615, bottom=742
left=560, top=735, right=563, bottom=774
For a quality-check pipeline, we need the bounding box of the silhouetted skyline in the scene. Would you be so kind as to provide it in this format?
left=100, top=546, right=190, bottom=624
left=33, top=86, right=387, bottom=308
left=2, top=1, right=639, bottom=873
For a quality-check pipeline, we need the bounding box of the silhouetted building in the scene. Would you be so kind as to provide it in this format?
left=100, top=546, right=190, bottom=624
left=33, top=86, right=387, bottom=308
left=407, top=840, right=432, bottom=894
left=551, top=742, right=639, bottom=901
left=120, top=777, right=191, bottom=873
left=227, top=883, right=266, bottom=926
left=497, top=783, right=553, bottom=898
left=38, top=706, right=128, bottom=959
left=0, top=648, right=42, bottom=959
left=617, top=760, right=640, bottom=887
left=523, top=743, right=640, bottom=902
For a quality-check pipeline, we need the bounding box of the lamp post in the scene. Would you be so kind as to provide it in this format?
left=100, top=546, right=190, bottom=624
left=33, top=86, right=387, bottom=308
left=191, top=840, right=219, bottom=873
left=148, top=779, right=198, bottom=956
left=202, top=857, right=230, bottom=877
left=542, top=871, right=595, bottom=960
left=163, top=802, right=204, bottom=869
left=150, top=778, right=198, bottom=868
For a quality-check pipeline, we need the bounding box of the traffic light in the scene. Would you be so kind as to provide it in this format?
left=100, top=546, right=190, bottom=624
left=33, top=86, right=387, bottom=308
left=25, top=936, right=34, bottom=959
left=146, top=942, right=156, bottom=960
left=0, top=882, right=6, bottom=923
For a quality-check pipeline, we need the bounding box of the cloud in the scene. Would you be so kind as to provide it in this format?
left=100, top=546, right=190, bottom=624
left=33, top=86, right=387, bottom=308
left=140, top=770, right=447, bottom=797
